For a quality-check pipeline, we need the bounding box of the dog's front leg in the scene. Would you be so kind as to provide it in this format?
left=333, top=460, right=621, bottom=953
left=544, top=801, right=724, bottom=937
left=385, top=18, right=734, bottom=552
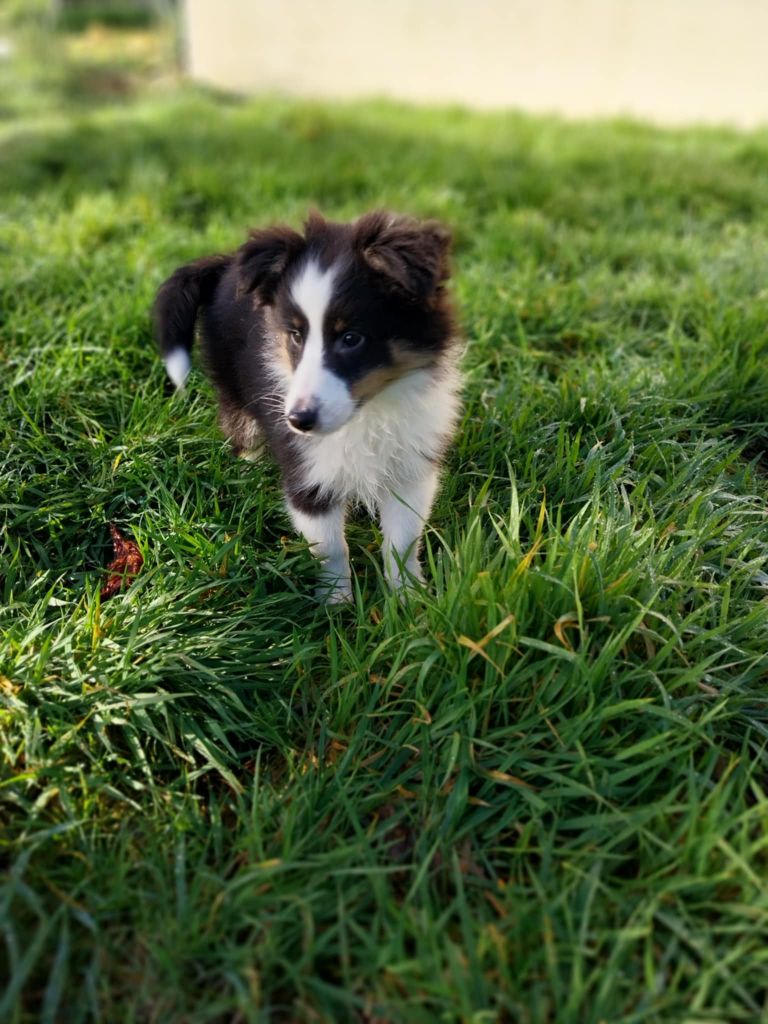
left=378, top=470, right=439, bottom=590
left=287, top=500, right=352, bottom=603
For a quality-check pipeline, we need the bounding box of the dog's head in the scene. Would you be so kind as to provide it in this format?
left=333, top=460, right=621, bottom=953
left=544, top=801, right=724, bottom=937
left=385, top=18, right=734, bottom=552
left=237, top=210, right=455, bottom=435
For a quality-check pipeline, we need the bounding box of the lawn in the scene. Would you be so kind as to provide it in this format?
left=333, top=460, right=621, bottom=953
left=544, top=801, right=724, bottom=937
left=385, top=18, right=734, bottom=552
left=2, top=22, right=768, bottom=1024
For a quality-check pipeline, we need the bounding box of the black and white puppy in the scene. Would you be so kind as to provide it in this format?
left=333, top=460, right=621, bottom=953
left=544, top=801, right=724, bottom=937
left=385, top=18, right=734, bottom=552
left=153, top=210, right=461, bottom=602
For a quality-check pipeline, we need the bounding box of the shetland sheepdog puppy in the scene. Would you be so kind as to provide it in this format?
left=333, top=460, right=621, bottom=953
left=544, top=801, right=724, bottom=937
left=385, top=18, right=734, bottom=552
left=153, top=210, right=461, bottom=602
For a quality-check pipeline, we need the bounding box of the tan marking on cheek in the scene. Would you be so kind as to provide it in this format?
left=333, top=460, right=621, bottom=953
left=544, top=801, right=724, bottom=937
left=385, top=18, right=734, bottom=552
left=271, top=333, right=293, bottom=376
left=390, top=340, right=438, bottom=374
left=350, top=366, right=403, bottom=402
left=263, top=311, right=295, bottom=377
left=349, top=342, right=437, bottom=402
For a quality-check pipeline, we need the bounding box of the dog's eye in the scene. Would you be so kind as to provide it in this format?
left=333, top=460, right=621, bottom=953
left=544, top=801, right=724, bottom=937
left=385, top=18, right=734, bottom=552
left=288, top=329, right=303, bottom=348
left=337, top=331, right=365, bottom=352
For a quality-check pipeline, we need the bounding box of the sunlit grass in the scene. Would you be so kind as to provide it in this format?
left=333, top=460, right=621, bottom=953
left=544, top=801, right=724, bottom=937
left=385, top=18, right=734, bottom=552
left=2, top=45, right=768, bottom=1023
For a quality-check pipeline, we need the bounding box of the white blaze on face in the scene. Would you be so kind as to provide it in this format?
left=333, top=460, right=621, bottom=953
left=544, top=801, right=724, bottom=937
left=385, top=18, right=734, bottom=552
left=285, top=260, right=356, bottom=434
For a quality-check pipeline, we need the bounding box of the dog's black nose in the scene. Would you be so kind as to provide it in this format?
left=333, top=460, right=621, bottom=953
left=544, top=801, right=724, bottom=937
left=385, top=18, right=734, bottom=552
left=287, top=407, right=318, bottom=432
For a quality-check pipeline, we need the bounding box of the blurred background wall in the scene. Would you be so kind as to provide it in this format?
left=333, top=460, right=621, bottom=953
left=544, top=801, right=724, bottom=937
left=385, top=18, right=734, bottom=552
left=183, top=0, right=768, bottom=127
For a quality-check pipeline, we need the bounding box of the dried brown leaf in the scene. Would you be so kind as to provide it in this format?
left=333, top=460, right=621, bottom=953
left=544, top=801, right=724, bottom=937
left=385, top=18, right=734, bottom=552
left=100, top=523, right=143, bottom=600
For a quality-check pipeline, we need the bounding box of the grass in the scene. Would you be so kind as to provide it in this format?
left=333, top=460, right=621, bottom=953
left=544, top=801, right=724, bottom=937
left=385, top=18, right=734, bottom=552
left=2, top=24, right=768, bottom=1024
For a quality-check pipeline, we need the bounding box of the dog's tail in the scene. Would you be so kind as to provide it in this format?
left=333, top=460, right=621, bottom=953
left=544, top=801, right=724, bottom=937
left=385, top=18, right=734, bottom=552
left=152, top=254, right=231, bottom=389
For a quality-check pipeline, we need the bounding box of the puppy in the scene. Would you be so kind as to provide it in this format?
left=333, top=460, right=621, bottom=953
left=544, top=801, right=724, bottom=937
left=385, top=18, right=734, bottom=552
left=153, top=210, right=462, bottom=602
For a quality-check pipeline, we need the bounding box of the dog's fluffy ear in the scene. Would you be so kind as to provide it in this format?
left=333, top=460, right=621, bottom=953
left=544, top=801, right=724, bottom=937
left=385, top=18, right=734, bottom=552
left=236, top=225, right=305, bottom=304
left=354, top=211, right=452, bottom=302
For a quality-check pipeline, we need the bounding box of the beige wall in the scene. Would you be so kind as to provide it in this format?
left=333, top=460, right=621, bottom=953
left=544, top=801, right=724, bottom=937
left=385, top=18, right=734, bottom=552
left=183, top=0, right=768, bottom=127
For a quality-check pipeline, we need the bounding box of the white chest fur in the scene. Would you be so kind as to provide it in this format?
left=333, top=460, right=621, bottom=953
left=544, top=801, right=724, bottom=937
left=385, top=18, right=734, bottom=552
left=294, top=365, right=461, bottom=509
